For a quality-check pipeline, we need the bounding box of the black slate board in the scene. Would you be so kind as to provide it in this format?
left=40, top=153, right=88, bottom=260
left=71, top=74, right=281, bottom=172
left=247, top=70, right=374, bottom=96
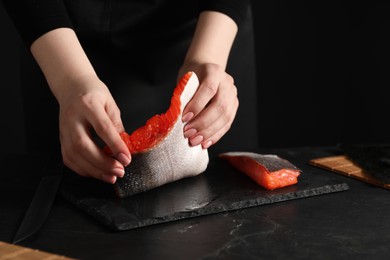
left=60, top=154, right=349, bottom=231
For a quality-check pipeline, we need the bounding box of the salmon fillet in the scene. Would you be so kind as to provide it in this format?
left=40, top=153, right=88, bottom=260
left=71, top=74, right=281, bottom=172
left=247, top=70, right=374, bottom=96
left=219, top=152, right=301, bottom=190
left=112, top=72, right=209, bottom=198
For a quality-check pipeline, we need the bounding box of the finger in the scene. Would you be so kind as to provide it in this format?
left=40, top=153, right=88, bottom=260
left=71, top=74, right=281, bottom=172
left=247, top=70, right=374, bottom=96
left=64, top=155, right=118, bottom=184
left=201, top=122, right=233, bottom=149
left=104, top=102, right=132, bottom=165
left=60, top=123, right=125, bottom=181
left=182, top=75, right=220, bottom=120
left=184, top=82, right=238, bottom=143
left=61, top=143, right=120, bottom=184
left=200, top=90, right=239, bottom=146
left=106, top=101, right=126, bottom=133
left=63, top=152, right=118, bottom=184
left=188, top=101, right=235, bottom=149
left=86, top=103, right=131, bottom=166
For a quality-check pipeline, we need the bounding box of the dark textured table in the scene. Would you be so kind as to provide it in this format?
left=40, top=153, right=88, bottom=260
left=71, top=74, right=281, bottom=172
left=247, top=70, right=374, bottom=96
left=1, top=146, right=390, bottom=259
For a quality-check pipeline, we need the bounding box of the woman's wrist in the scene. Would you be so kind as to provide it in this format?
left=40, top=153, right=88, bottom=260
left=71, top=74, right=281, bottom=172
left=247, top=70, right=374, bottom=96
left=179, top=60, right=222, bottom=81
left=30, top=28, right=98, bottom=102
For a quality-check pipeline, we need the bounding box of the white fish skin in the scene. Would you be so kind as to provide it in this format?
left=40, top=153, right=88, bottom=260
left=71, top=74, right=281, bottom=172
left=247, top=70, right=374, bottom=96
left=115, top=72, right=209, bottom=198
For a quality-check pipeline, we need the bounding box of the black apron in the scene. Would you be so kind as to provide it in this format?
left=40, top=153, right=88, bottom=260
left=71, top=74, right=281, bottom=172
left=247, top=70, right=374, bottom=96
left=21, top=0, right=258, bottom=153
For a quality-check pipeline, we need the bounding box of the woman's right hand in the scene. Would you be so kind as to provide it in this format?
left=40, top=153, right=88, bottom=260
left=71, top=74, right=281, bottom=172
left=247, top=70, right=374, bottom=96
left=57, top=75, right=131, bottom=184
left=30, top=28, right=131, bottom=184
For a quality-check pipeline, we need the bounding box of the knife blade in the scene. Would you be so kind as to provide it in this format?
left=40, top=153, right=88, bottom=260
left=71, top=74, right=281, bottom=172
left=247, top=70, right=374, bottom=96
left=12, top=152, right=64, bottom=244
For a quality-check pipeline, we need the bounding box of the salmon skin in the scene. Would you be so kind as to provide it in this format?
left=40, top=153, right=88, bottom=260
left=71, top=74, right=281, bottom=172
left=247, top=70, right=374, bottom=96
left=114, top=72, right=209, bottom=198
left=219, top=152, right=301, bottom=190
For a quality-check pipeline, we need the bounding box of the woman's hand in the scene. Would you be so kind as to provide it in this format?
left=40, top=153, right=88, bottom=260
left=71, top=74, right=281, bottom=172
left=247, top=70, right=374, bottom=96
left=30, top=28, right=131, bottom=184
left=178, top=11, right=240, bottom=149
left=178, top=62, right=238, bottom=149
left=57, top=76, right=131, bottom=184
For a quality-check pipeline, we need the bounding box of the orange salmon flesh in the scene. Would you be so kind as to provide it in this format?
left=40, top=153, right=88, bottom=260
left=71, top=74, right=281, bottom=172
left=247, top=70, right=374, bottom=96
left=105, top=71, right=192, bottom=155
left=219, top=152, right=301, bottom=190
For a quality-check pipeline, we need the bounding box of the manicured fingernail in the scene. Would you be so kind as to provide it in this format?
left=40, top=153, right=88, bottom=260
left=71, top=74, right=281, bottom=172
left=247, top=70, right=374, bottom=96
left=102, top=174, right=117, bottom=184
left=111, top=168, right=125, bottom=178
left=203, top=140, right=213, bottom=149
left=184, top=128, right=197, bottom=138
left=190, top=135, right=204, bottom=146
left=117, top=152, right=131, bottom=166
left=182, top=112, right=194, bottom=123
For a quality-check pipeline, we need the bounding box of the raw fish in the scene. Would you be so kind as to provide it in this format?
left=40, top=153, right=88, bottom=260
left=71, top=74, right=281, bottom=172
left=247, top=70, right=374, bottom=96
left=219, top=152, right=301, bottom=190
left=106, top=72, right=209, bottom=198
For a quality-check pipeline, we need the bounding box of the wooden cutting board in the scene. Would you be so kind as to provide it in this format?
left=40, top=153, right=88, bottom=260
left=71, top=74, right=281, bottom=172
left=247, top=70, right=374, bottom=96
left=0, top=241, right=73, bottom=259
left=309, top=155, right=390, bottom=190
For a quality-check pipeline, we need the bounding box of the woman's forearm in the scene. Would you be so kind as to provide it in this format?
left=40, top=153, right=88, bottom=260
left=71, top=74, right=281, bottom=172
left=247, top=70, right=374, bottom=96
left=30, top=27, right=131, bottom=183
left=30, top=28, right=98, bottom=103
left=184, top=11, right=238, bottom=69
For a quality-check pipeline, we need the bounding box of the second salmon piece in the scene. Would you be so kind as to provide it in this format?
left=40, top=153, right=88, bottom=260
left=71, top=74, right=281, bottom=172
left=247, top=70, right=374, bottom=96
left=219, top=152, right=301, bottom=190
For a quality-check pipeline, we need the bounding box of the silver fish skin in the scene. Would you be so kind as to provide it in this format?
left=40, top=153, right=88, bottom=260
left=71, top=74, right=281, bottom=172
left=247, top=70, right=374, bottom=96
left=115, top=73, right=209, bottom=198
left=219, top=152, right=301, bottom=173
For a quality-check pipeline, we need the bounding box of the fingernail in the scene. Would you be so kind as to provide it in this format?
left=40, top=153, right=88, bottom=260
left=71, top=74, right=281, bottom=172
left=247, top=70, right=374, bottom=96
left=203, top=140, right=213, bottom=149
left=102, top=174, right=117, bottom=184
left=184, top=128, right=197, bottom=138
left=117, top=152, right=131, bottom=166
left=111, top=168, right=125, bottom=178
left=190, top=135, right=204, bottom=146
left=182, top=112, right=194, bottom=123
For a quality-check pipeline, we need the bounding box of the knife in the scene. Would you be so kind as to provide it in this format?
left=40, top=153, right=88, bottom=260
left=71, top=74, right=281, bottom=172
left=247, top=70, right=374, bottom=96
left=12, top=152, right=64, bottom=244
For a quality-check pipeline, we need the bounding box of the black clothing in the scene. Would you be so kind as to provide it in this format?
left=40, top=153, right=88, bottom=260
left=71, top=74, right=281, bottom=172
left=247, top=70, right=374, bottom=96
left=1, top=0, right=250, bottom=47
left=2, top=0, right=257, bottom=152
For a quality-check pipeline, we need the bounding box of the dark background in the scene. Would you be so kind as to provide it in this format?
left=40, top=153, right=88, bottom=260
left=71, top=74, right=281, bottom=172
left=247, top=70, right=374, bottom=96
left=253, top=1, right=390, bottom=147
left=1, top=1, right=389, bottom=153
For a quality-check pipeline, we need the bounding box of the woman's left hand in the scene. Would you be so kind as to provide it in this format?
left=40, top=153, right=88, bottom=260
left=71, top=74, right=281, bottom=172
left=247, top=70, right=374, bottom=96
left=178, top=63, right=239, bottom=149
